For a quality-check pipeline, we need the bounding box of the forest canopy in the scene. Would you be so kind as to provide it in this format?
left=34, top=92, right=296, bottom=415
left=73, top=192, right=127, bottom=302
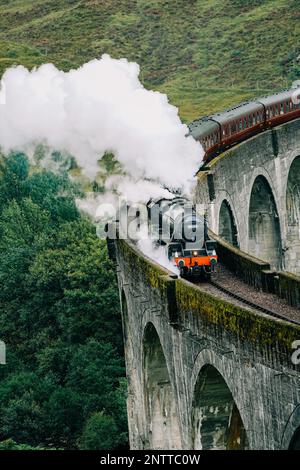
left=0, top=152, right=127, bottom=450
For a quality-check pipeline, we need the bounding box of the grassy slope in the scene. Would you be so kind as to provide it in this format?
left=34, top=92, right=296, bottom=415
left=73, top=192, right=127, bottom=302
left=0, top=0, right=299, bottom=122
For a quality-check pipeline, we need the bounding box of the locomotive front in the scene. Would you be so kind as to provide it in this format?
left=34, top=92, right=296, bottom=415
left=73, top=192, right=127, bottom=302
left=147, top=197, right=218, bottom=280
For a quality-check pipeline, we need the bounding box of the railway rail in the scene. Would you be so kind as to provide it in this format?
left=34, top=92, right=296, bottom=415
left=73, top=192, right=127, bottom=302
left=193, top=264, right=300, bottom=326
left=208, top=278, right=300, bottom=326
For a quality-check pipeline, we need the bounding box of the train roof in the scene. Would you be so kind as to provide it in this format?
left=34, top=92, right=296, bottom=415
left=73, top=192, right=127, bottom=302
left=188, top=101, right=263, bottom=138
left=255, top=89, right=294, bottom=107
left=210, top=101, right=263, bottom=125
left=188, top=118, right=219, bottom=140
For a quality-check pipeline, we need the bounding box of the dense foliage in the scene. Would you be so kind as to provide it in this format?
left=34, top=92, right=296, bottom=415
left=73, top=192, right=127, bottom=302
left=0, top=0, right=299, bottom=121
left=0, top=152, right=127, bottom=450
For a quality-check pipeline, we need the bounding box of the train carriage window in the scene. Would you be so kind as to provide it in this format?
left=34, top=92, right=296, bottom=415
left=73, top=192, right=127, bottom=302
left=266, top=108, right=269, bottom=118
left=243, top=117, right=248, bottom=129
left=231, top=122, right=236, bottom=134
left=249, top=115, right=253, bottom=126
left=290, top=101, right=293, bottom=110
left=239, top=119, right=242, bottom=131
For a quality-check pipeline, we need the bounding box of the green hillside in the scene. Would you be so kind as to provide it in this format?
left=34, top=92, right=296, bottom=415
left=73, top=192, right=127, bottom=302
left=0, top=0, right=299, bottom=122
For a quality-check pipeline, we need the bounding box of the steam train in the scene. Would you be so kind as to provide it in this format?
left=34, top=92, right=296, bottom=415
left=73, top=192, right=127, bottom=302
left=147, top=197, right=217, bottom=280
left=189, top=85, right=300, bottom=161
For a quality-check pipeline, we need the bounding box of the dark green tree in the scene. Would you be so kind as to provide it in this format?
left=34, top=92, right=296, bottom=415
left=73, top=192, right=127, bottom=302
left=0, top=152, right=127, bottom=449
left=79, top=412, right=119, bottom=450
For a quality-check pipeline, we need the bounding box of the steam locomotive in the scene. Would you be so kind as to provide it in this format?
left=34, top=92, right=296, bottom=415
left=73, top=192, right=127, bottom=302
left=189, top=85, right=300, bottom=161
left=147, top=196, right=217, bottom=280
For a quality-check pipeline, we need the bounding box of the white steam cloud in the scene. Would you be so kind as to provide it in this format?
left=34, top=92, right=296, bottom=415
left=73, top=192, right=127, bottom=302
left=0, top=54, right=203, bottom=198
left=0, top=54, right=203, bottom=272
left=138, top=237, right=179, bottom=275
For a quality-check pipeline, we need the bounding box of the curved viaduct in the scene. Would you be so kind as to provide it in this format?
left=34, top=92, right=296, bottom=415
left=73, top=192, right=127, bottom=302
left=108, top=117, right=300, bottom=450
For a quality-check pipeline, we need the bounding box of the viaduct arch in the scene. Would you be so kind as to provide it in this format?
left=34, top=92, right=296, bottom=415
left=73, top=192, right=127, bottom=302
left=248, top=175, right=282, bottom=270
left=192, top=364, right=248, bottom=450
left=143, top=322, right=181, bottom=449
left=218, top=199, right=239, bottom=247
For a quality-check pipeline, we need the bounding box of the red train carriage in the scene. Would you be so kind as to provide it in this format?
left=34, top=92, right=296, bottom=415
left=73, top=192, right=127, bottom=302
left=210, top=101, right=264, bottom=151
left=257, top=90, right=300, bottom=128
left=189, top=86, right=300, bottom=162
left=189, top=118, right=220, bottom=161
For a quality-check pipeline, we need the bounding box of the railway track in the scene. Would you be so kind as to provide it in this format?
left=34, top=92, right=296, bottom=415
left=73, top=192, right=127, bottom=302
left=205, top=277, right=300, bottom=326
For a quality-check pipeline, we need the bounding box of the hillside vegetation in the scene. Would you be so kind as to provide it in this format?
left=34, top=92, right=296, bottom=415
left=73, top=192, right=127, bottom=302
left=0, top=0, right=299, bottom=121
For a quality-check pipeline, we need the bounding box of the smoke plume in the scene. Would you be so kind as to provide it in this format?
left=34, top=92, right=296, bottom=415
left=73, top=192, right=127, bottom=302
left=0, top=55, right=204, bottom=272
left=0, top=54, right=203, bottom=200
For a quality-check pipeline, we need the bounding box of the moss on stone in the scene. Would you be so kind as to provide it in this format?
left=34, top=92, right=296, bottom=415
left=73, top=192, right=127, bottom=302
left=175, top=279, right=300, bottom=349
left=117, top=238, right=170, bottom=292
left=116, top=232, right=300, bottom=352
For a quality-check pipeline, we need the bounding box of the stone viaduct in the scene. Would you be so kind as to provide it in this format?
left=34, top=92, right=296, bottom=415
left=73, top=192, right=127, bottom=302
left=108, top=117, right=300, bottom=450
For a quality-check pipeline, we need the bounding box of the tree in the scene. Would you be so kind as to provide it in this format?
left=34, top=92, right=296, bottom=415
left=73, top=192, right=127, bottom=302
left=44, top=388, right=84, bottom=448
left=0, top=152, right=127, bottom=449
left=79, top=412, right=119, bottom=450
